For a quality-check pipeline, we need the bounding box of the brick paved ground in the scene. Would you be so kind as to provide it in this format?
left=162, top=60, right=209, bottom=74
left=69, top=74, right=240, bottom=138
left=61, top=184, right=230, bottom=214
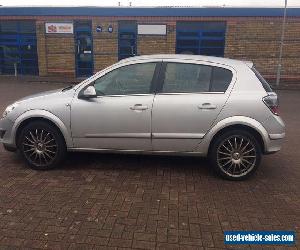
left=0, top=77, right=299, bottom=249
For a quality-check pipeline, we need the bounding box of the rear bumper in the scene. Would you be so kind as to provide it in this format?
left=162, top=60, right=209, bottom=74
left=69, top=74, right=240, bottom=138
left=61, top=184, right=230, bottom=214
left=264, top=134, right=285, bottom=154
left=269, top=133, right=285, bottom=140
left=262, top=114, right=285, bottom=154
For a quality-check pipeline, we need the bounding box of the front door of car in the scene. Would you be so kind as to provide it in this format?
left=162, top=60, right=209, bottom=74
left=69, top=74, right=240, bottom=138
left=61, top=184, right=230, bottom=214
left=71, top=62, right=159, bottom=151
left=151, top=61, right=234, bottom=152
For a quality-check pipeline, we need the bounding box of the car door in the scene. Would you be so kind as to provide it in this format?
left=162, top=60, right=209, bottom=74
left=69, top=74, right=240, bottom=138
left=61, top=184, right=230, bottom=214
left=71, top=61, right=159, bottom=151
left=151, top=60, right=235, bottom=152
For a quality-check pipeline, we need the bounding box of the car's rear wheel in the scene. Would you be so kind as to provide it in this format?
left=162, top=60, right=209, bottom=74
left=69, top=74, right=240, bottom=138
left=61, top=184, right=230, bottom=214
left=18, top=121, right=66, bottom=170
left=209, top=129, right=262, bottom=180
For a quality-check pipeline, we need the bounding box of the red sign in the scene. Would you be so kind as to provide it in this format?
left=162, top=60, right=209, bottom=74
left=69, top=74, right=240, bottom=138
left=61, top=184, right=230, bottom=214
left=45, top=23, right=73, bottom=34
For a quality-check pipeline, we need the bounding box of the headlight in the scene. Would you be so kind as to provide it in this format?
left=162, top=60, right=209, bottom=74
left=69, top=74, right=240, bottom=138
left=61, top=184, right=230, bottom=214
left=2, top=102, right=19, bottom=118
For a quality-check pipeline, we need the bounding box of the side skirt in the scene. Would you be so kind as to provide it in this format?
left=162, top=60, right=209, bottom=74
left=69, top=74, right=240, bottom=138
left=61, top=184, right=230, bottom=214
left=68, top=147, right=206, bottom=157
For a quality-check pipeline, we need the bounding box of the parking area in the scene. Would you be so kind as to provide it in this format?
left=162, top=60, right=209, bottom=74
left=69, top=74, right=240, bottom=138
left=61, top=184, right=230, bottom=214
left=0, top=77, right=299, bottom=249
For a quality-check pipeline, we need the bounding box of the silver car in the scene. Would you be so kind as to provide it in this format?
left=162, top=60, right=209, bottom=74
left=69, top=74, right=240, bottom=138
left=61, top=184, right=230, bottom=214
left=0, top=55, right=285, bottom=180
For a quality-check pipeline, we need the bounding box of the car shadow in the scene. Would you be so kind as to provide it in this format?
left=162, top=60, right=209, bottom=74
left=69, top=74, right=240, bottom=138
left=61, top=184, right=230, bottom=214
left=63, top=151, right=212, bottom=175
left=2, top=146, right=212, bottom=176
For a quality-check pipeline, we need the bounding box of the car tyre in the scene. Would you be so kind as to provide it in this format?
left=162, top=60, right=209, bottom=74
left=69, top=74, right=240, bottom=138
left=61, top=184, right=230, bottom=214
left=18, top=121, right=66, bottom=170
left=209, top=129, right=262, bottom=180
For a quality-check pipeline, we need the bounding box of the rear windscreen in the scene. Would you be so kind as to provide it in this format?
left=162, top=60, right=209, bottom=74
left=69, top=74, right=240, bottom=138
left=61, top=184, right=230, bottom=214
left=252, top=67, right=273, bottom=92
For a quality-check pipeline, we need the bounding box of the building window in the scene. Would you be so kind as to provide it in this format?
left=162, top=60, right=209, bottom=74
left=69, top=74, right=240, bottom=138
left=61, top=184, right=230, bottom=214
left=176, top=22, right=226, bottom=57
left=0, top=21, right=38, bottom=75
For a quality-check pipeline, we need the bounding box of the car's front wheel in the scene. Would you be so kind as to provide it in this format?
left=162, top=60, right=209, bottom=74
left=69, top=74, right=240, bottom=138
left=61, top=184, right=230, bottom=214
left=18, top=121, right=66, bottom=170
left=209, top=129, right=262, bottom=180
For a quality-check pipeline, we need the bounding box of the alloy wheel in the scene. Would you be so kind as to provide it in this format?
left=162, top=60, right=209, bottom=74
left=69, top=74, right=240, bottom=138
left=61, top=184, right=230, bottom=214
left=216, top=135, right=257, bottom=178
left=22, top=128, right=58, bottom=167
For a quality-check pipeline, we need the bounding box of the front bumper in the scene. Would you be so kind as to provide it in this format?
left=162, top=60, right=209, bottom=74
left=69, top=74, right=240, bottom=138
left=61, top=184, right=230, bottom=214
left=0, top=117, right=16, bottom=150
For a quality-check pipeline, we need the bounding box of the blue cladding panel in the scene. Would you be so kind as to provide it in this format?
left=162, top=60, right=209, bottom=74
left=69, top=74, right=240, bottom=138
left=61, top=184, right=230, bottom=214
left=0, top=7, right=299, bottom=17
left=74, top=21, right=93, bottom=77
left=118, top=21, right=137, bottom=61
left=176, top=22, right=226, bottom=57
left=0, top=21, right=38, bottom=75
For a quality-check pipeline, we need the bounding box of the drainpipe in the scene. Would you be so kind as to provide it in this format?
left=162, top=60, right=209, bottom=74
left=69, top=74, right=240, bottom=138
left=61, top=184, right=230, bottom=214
left=275, top=0, right=288, bottom=87
left=14, top=62, right=18, bottom=77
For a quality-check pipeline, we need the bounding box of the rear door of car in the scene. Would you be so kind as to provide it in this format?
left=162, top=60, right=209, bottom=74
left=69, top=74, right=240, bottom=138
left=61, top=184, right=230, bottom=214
left=151, top=59, right=235, bottom=152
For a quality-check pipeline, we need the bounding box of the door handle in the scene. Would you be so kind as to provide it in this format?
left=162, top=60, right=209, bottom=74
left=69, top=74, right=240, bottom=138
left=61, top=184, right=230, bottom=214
left=130, top=104, right=149, bottom=111
left=198, top=103, right=217, bottom=110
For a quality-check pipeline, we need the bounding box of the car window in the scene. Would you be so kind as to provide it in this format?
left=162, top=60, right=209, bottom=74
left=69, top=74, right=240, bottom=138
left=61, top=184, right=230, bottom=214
left=162, top=63, right=212, bottom=93
left=161, top=63, right=232, bottom=93
left=93, top=63, right=156, bottom=95
left=210, top=67, right=233, bottom=92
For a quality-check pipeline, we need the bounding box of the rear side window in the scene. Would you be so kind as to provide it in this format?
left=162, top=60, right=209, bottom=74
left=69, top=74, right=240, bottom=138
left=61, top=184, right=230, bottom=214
left=210, top=67, right=233, bottom=92
left=161, top=63, right=232, bottom=93
left=252, top=67, right=273, bottom=92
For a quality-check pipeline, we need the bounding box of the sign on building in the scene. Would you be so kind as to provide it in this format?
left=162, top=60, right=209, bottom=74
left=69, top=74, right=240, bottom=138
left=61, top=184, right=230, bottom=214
left=137, top=24, right=167, bottom=35
left=45, top=23, right=74, bottom=34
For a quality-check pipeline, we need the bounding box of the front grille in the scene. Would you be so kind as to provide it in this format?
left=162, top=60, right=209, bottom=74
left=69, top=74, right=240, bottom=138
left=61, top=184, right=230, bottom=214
left=0, top=130, right=5, bottom=139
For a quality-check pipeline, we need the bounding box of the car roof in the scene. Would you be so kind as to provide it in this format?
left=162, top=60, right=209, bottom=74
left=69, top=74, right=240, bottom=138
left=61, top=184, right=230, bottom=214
left=121, top=54, right=253, bottom=68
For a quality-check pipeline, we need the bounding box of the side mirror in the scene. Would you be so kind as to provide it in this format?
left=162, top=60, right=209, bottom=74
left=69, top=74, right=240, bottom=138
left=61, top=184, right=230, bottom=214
left=81, top=86, right=97, bottom=98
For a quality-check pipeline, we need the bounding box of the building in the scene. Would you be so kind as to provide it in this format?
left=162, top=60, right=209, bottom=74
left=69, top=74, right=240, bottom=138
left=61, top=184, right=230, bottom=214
left=0, top=6, right=300, bottom=83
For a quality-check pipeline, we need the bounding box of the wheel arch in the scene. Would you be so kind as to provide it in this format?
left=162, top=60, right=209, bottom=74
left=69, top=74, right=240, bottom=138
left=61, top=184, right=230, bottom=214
left=196, top=116, right=269, bottom=155
left=207, top=124, right=265, bottom=155
left=12, top=110, right=72, bottom=148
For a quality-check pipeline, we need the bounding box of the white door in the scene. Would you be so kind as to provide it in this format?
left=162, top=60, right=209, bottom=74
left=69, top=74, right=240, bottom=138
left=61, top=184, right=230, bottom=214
left=71, top=62, right=158, bottom=151
left=152, top=61, right=234, bottom=152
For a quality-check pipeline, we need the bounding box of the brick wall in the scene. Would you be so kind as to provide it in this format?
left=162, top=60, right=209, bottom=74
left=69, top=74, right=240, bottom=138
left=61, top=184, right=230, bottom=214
left=225, top=18, right=300, bottom=82
left=91, top=20, right=176, bottom=73
left=36, top=21, right=47, bottom=76
left=137, top=22, right=176, bottom=55
left=92, top=20, right=118, bottom=73
left=36, top=20, right=76, bottom=77
left=2, top=15, right=299, bottom=81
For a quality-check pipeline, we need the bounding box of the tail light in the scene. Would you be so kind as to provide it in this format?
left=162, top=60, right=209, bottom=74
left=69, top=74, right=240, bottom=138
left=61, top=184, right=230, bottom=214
left=263, top=93, right=279, bottom=115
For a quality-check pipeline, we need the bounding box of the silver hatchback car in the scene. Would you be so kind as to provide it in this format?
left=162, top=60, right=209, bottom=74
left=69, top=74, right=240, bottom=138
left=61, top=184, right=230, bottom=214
left=0, top=55, right=285, bottom=180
